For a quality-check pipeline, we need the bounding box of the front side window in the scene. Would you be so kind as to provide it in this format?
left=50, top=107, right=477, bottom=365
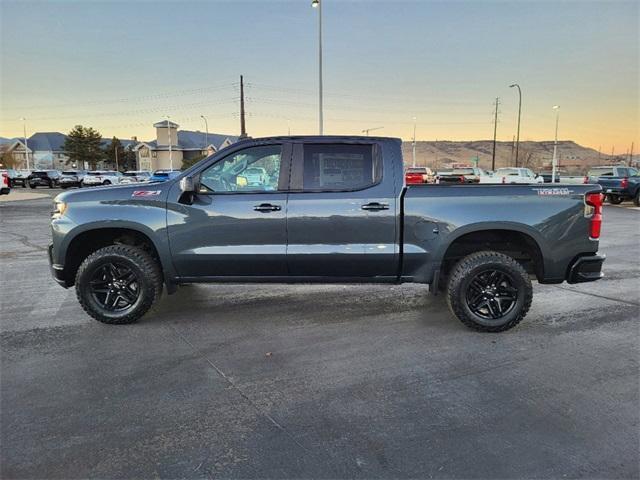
left=199, top=145, right=282, bottom=193
left=302, top=144, right=379, bottom=191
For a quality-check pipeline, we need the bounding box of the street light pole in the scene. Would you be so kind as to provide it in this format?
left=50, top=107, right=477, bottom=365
left=166, top=116, right=173, bottom=171
left=509, top=84, right=522, bottom=167
left=311, top=0, right=323, bottom=135
left=200, top=115, right=209, bottom=153
left=20, top=117, right=30, bottom=170
left=552, top=105, right=560, bottom=183
left=412, top=117, right=417, bottom=167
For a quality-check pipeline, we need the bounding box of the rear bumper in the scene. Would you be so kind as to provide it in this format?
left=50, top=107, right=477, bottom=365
left=567, top=254, right=605, bottom=284
left=48, top=244, right=69, bottom=288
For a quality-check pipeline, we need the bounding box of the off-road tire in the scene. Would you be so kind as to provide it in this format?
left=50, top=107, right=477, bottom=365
left=608, top=194, right=623, bottom=205
left=103, top=180, right=111, bottom=185
left=75, top=245, right=162, bottom=324
left=446, top=251, right=533, bottom=332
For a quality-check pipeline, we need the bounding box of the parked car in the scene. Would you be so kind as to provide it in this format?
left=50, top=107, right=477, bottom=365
left=28, top=170, right=62, bottom=188
left=149, top=170, right=181, bottom=182
left=49, top=136, right=604, bottom=332
left=82, top=171, right=123, bottom=186
left=0, top=170, right=11, bottom=195
left=3, top=169, right=26, bottom=188
left=584, top=166, right=640, bottom=206
left=438, top=167, right=490, bottom=184
left=120, top=171, right=152, bottom=184
left=480, top=168, right=544, bottom=184
left=405, top=167, right=435, bottom=184
left=59, top=170, right=88, bottom=189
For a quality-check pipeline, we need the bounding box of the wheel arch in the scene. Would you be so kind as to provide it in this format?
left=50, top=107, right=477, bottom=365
left=61, top=224, right=170, bottom=287
left=436, top=224, right=546, bottom=283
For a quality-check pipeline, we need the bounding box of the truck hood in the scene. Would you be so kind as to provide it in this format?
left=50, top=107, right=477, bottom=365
left=54, top=182, right=172, bottom=204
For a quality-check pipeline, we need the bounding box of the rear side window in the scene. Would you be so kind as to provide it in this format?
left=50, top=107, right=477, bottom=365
left=589, top=168, right=613, bottom=177
left=302, top=144, right=379, bottom=191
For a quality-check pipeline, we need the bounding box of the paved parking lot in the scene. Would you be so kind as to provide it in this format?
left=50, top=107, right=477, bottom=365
left=1, top=189, right=639, bottom=479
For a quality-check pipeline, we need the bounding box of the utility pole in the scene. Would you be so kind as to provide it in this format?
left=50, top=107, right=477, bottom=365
left=598, top=146, right=601, bottom=162
left=200, top=115, right=209, bottom=151
left=239, top=75, right=247, bottom=138
left=412, top=117, right=417, bottom=167
left=311, top=0, right=323, bottom=135
left=551, top=105, right=560, bottom=183
left=115, top=142, right=119, bottom=172
left=509, top=84, right=522, bottom=167
left=491, top=97, right=500, bottom=171
left=630, top=142, right=634, bottom=164
left=21, top=118, right=30, bottom=170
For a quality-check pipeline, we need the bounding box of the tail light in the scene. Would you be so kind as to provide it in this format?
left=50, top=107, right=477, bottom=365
left=621, top=177, right=629, bottom=189
left=459, top=175, right=466, bottom=183
left=585, top=192, right=603, bottom=239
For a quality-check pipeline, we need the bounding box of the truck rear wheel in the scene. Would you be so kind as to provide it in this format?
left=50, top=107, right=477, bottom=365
left=608, top=194, right=623, bottom=204
left=75, top=245, right=162, bottom=324
left=446, top=251, right=532, bottom=332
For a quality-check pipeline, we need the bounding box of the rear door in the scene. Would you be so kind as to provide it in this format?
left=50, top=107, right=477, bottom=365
left=286, top=141, right=398, bottom=279
left=166, top=142, right=291, bottom=278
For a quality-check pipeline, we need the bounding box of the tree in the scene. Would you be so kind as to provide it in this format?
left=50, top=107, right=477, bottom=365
left=0, top=144, right=20, bottom=169
left=64, top=125, right=104, bottom=169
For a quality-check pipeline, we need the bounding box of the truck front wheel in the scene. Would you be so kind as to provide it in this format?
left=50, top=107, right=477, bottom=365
left=446, top=251, right=532, bottom=332
left=75, top=245, right=162, bottom=324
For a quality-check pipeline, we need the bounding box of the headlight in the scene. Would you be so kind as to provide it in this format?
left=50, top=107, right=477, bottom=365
left=52, top=201, right=67, bottom=219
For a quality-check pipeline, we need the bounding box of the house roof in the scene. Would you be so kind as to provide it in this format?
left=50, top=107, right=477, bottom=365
left=153, top=120, right=179, bottom=128
left=177, top=130, right=238, bottom=151
left=27, top=132, right=67, bottom=151
left=99, top=138, right=139, bottom=149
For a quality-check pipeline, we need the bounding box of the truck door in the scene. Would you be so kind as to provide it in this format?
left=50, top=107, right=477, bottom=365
left=286, top=141, right=399, bottom=278
left=166, top=143, right=291, bottom=278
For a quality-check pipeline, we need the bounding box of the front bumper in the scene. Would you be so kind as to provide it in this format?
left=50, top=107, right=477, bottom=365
left=567, top=254, right=605, bottom=283
left=48, top=244, right=69, bottom=288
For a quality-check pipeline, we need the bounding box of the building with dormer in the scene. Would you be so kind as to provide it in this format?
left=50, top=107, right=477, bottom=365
left=134, top=120, right=237, bottom=171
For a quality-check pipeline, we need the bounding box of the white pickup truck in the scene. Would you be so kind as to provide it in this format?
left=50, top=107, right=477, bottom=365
left=481, top=167, right=544, bottom=184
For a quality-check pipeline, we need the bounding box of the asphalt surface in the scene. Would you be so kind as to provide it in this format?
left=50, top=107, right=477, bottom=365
left=1, top=188, right=639, bottom=479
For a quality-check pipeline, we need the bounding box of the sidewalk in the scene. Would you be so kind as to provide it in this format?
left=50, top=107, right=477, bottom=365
left=0, top=190, right=50, bottom=202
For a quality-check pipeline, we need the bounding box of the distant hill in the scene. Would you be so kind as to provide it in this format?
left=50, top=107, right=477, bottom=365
left=401, top=140, right=627, bottom=173
left=0, top=137, right=17, bottom=144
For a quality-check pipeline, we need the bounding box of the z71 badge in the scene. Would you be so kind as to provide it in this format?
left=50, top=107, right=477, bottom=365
left=533, top=187, right=573, bottom=196
left=132, top=190, right=161, bottom=197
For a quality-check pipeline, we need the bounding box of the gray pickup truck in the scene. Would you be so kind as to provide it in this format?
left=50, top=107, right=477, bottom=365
left=586, top=166, right=640, bottom=205
left=49, top=136, right=605, bottom=332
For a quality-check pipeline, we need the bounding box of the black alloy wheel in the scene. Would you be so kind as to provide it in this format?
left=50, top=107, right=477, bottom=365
left=446, top=251, right=533, bottom=332
left=89, top=262, right=141, bottom=312
left=465, top=269, right=518, bottom=320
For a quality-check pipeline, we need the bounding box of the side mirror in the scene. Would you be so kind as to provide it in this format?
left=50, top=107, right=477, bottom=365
left=179, top=176, right=195, bottom=193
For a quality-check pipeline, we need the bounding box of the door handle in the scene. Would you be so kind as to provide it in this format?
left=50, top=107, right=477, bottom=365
left=254, top=203, right=281, bottom=212
left=361, top=202, right=389, bottom=211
